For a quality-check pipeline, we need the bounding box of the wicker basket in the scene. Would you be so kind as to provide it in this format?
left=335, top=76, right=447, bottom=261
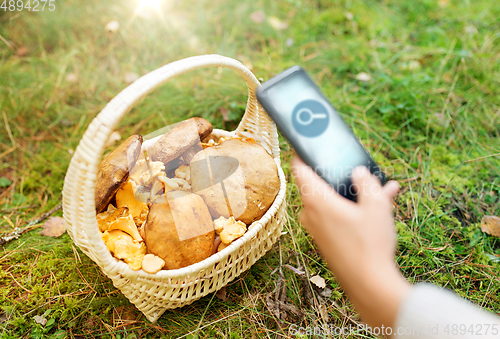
left=62, top=55, right=287, bottom=322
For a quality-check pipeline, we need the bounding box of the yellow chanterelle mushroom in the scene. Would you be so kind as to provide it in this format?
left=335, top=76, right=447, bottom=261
left=101, top=230, right=146, bottom=270
left=213, top=216, right=247, bottom=245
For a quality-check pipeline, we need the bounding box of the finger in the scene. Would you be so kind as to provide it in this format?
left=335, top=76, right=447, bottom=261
left=382, top=180, right=400, bottom=200
left=291, top=155, right=354, bottom=210
left=351, top=166, right=384, bottom=204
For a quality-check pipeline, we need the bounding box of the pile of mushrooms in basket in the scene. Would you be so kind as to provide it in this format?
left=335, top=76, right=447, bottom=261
left=95, top=117, right=280, bottom=274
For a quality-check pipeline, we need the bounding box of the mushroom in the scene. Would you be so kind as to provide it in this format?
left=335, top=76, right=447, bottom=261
left=190, top=139, right=280, bottom=225
left=174, top=164, right=191, bottom=183
left=141, top=254, right=165, bottom=274
left=213, top=216, right=247, bottom=244
left=97, top=205, right=142, bottom=241
left=107, top=213, right=143, bottom=242
left=150, top=118, right=212, bottom=167
left=96, top=205, right=127, bottom=232
left=116, top=180, right=149, bottom=227
left=129, top=158, right=165, bottom=186
left=143, top=190, right=215, bottom=270
left=101, top=230, right=146, bottom=270
left=158, top=176, right=191, bottom=192
left=95, top=135, right=143, bottom=213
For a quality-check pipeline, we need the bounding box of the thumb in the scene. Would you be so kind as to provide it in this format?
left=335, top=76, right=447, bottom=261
left=351, top=166, right=384, bottom=204
left=291, top=155, right=353, bottom=210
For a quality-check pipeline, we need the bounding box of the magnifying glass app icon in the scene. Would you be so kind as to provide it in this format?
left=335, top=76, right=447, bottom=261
left=292, top=100, right=330, bottom=137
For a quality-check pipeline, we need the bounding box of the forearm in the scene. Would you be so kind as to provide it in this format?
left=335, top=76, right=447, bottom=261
left=394, top=284, right=500, bottom=338
left=316, top=235, right=411, bottom=329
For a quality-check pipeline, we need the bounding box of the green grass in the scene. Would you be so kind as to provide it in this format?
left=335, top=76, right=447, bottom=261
left=1, top=0, right=499, bottom=337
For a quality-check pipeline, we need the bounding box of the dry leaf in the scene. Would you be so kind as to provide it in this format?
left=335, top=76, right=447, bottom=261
left=124, top=72, right=139, bottom=84
left=66, top=73, right=78, bottom=83
left=355, top=72, right=372, bottom=82
left=480, top=215, right=500, bottom=238
left=268, top=16, right=288, bottom=30
left=219, top=107, right=230, bottom=121
left=40, top=217, right=66, bottom=237
left=33, top=315, right=47, bottom=325
left=215, top=286, right=227, bottom=301
left=105, top=20, right=120, bottom=33
left=250, top=10, right=265, bottom=24
left=309, top=275, right=326, bottom=289
left=16, top=46, right=29, bottom=57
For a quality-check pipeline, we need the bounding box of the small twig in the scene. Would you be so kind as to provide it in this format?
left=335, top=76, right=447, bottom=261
left=0, top=203, right=62, bottom=246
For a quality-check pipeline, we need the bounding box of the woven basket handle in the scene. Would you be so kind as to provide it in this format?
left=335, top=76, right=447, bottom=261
left=96, top=54, right=278, bottom=158
left=63, top=55, right=279, bottom=268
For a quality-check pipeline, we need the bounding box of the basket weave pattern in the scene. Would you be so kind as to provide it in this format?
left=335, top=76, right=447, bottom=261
left=62, top=55, right=287, bottom=322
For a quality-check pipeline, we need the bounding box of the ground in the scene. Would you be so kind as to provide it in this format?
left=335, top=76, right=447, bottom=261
left=0, top=0, right=499, bottom=338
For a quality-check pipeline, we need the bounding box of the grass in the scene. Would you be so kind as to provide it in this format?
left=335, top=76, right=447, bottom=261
left=1, top=0, right=499, bottom=337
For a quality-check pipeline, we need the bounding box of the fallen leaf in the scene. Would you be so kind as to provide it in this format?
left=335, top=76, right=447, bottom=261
left=105, top=20, right=120, bottom=33
left=250, top=10, right=265, bottom=24
left=309, top=275, right=326, bottom=289
left=66, top=73, right=78, bottom=83
left=33, top=315, right=47, bottom=325
left=268, top=16, right=288, bottom=30
left=215, top=286, right=227, bottom=301
left=480, top=215, right=500, bottom=238
left=219, top=107, right=230, bottom=122
left=40, top=217, right=66, bottom=237
left=355, top=72, right=372, bottom=82
left=124, top=72, right=139, bottom=84
left=319, top=287, right=332, bottom=298
left=0, top=314, right=7, bottom=324
left=16, top=46, right=29, bottom=57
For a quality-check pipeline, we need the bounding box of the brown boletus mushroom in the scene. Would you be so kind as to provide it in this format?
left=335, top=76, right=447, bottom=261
left=190, top=139, right=280, bottom=225
left=150, top=117, right=213, bottom=166
left=143, top=190, right=214, bottom=270
left=95, top=135, right=143, bottom=213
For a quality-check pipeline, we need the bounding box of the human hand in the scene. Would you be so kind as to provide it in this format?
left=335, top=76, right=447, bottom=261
left=291, top=156, right=410, bottom=328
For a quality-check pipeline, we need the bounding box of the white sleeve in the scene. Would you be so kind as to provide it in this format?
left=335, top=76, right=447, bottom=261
left=394, top=283, right=500, bottom=338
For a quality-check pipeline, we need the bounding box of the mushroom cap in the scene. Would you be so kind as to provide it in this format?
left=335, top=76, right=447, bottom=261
left=143, top=190, right=215, bottom=270
left=214, top=216, right=247, bottom=244
left=190, top=139, right=280, bottom=225
left=115, top=180, right=149, bottom=227
left=101, top=229, right=146, bottom=270
left=150, top=117, right=213, bottom=165
left=95, top=135, right=143, bottom=213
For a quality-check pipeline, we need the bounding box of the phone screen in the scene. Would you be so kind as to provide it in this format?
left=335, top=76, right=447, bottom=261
left=257, top=67, right=384, bottom=200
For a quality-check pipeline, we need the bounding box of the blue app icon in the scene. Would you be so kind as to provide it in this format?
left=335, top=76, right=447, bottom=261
left=292, top=100, right=329, bottom=137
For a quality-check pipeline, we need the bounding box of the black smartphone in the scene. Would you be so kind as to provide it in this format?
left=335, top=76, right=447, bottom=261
left=256, top=66, right=385, bottom=202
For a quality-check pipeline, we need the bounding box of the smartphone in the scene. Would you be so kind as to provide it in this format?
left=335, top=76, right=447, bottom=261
left=256, top=66, right=385, bottom=202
